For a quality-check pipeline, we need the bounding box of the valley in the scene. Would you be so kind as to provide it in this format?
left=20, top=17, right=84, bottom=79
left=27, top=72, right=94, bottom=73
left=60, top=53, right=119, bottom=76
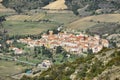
left=0, top=0, right=120, bottom=80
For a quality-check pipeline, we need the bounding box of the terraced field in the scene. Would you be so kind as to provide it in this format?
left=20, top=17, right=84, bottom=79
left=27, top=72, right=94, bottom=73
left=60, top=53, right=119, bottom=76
left=6, top=13, right=45, bottom=21
left=0, top=60, right=26, bottom=80
left=2, top=11, right=78, bottom=36
left=45, top=13, right=78, bottom=24
left=3, top=21, right=58, bottom=36
left=67, top=14, right=120, bottom=30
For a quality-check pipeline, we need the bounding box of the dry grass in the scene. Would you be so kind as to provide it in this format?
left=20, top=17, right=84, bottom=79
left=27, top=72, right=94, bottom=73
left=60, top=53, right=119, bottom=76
left=0, top=0, right=2, bottom=2
left=0, top=3, right=15, bottom=13
left=5, top=12, right=77, bottom=36
left=67, top=14, right=120, bottom=30
left=6, top=15, right=30, bottom=21
left=3, top=21, right=58, bottom=36
left=6, top=13, right=45, bottom=21
left=81, top=14, right=120, bottom=22
left=0, top=60, right=26, bottom=80
left=45, top=13, right=78, bottom=24
left=42, top=0, right=68, bottom=10
left=7, top=15, right=30, bottom=21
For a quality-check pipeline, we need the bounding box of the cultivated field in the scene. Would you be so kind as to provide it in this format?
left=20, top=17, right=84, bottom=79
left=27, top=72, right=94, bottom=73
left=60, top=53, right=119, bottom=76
left=3, top=21, right=58, bottom=36
left=6, top=13, right=45, bottom=21
left=0, top=60, right=26, bottom=80
left=45, top=13, right=78, bottom=24
left=3, top=12, right=78, bottom=36
left=0, top=2, right=16, bottom=16
left=0, top=0, right=77, bottom=37
left=67, top=14, right=120, bottom=30
left=0, top=3, right=15, bottom=13
left=6, top=12, right=78, bottom=24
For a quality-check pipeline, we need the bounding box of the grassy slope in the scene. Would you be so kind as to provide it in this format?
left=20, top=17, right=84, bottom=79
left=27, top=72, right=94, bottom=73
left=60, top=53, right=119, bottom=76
left=3, top=12, right=78, bottom=36
left=3, top=21, right=58, bottom=36
left=6, top=13, right=45, bottom=21
left=0, top=60, right=26, bottom=80
left=67, top=14, right=120, bottom=30
left=0, top=1, right=16, bottom=16
left=0, top=0, right=77, bottom=36
left=0, top=3, right=15, bottom=13
left=45, top=13, right=78, bottom=24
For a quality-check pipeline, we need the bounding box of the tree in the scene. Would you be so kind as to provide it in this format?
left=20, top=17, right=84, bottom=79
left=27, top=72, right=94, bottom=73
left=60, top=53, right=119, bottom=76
left=72, top=4, right=79, bottom=15
left=0, top=16, right=7, bottom=53
left=88, top=48, right=93, bottom=54
left=56, top=46, right=63, bottom=53
left=0, top=16, right=6, bottom=28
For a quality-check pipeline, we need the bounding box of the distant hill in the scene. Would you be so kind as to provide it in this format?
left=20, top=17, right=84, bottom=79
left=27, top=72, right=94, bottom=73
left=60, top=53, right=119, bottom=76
left=42, top=0, right=68, bottom=10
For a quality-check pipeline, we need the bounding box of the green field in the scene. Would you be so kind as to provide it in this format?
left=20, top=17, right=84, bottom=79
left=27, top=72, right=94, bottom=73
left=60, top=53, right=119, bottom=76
left=6, top=12, right=78, bottom=25
left=0, top=12, right=16, bottom=17
left=6, top=13, right=45, bottom=21
left=0, top=60, right=26, bottom=80
left=18, top=56, right=41, bottom=64
left=1, top=12, right=78, bottom=36
left=3, top=21, right=59, bottom=36
left=45, top=13, right=78, bottom=25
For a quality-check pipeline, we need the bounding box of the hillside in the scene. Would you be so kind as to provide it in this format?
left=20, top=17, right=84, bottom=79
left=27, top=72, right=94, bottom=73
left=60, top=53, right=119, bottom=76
left=2, top=0, right=55, bottom=13
left=65, top=0, right=120, bottom=15
left=3, top=12, right=78, bottom=36
left=2, top=0, right=120, bottom=15
left=21, top=48, right=120, bottom=80
left=66, top=14, right=120, bottom=35
left=6, top=13, right=45, bottom=21
left=0, top=0, right=15, bottom=13
left=42, top=0, right=68, bottom=10
left=68, top=14, right=120, bottom=29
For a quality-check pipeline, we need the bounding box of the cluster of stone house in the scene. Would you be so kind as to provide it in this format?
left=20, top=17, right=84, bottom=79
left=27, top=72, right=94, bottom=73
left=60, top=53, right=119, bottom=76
left=37, top=60, right=52, bottom=69
left=14, top=31, right=109, bottom=54
left=6, top=40, right=24, bottom=55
